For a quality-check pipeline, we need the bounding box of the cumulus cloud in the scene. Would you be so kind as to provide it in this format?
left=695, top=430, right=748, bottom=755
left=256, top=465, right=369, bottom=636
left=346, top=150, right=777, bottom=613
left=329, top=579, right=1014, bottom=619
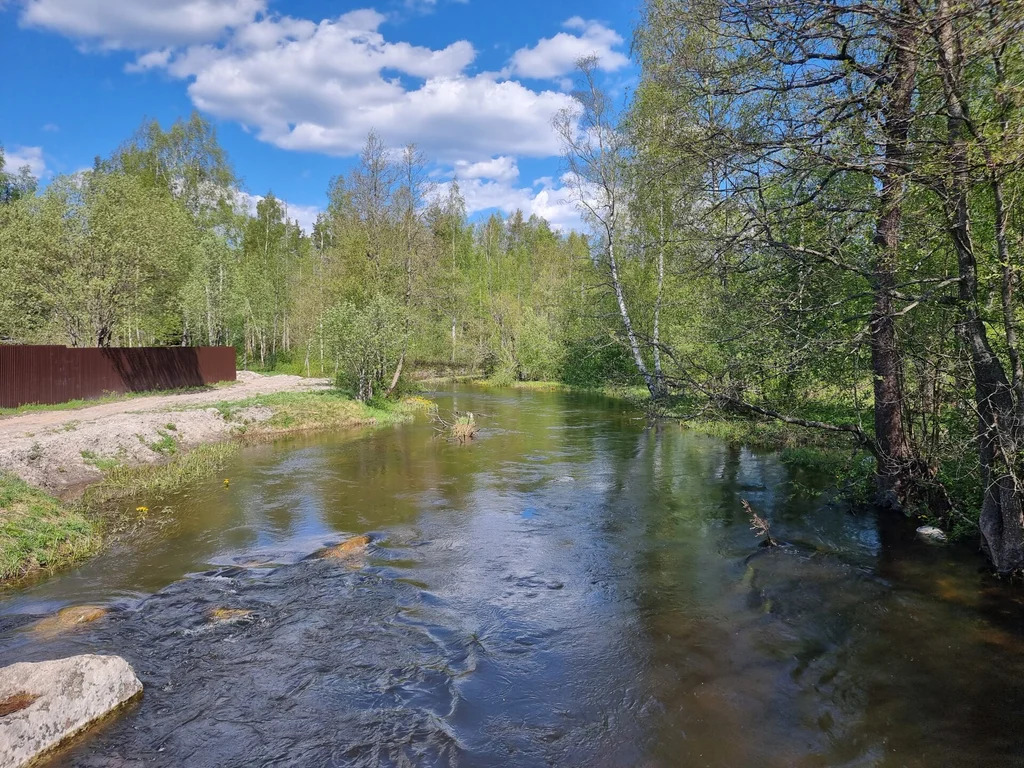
left=438, top=173, right=584, bottom=232
left=508, top=17, right=630, bottom=79
left=453, top=156, right=519, bottom=184
left=3, top=145, right=48, bottom=179
left=134, top=10, right=575, bottom=163
left=18, top=4, right=628, bottom=232
left=20, top=0, right=264, bottom=49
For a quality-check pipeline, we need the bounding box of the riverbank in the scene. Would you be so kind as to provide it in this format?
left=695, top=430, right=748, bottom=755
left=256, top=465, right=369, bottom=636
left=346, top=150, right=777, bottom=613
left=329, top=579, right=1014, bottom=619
left=0, top=378, right=432, bottom=582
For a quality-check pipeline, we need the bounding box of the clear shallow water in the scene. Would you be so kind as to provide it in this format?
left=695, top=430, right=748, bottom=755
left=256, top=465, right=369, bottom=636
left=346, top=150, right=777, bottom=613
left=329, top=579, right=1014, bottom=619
left=3, top=386, right=1024, bottom=766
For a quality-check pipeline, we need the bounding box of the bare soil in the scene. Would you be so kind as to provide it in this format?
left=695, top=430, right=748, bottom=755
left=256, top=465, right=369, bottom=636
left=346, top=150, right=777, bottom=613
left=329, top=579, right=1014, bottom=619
left=0, top=373, right=328, bottom=497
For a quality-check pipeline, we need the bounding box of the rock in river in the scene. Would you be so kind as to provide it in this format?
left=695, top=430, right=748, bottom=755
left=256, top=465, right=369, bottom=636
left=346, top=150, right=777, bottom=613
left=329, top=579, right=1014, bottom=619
left=312, top=535, right=372, bottom=560
left=30, top=605, right=108, bottom=639
left=0, top=654, right=142, bottom=768
left=916, top=525, right=948, bottom=544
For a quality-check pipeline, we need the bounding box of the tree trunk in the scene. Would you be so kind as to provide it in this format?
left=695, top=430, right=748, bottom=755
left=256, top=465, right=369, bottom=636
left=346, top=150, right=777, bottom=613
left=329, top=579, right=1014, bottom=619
left=386, top=352, right=405, bottom=396
left=652, top=203, right=666, bottom=398
left=870, top=4, right=922, bottom=509
left=935, top=0, right=1024, bottom=572
left=608, top=229, right=658, bottom=397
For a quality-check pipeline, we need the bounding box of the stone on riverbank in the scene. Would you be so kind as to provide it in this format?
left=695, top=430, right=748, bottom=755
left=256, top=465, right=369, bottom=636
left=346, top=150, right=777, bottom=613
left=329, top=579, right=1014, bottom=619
left=0, top=654, right=142, bottom=768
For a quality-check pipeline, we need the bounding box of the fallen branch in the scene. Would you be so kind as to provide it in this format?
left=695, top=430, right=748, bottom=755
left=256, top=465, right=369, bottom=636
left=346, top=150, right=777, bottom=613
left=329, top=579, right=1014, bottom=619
left=743, top=499, right=778, bottom=547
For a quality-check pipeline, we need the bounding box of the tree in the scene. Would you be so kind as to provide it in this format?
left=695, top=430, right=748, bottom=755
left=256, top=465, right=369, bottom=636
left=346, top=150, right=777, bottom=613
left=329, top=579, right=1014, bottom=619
left=555, top=56, right=662, bottom=398
left=6, top=170, right=192, bottom=346
left=632, top=0, right=959, bottom=509
left=0, top=146, right=38, bottom=205
left=324, top=294, right=407, bottom=401
left=920, top=0, right=1024, bottom=572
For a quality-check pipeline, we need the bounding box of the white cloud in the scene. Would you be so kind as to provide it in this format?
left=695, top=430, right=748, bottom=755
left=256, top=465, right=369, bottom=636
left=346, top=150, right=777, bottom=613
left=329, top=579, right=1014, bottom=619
left=17, top=5, right=616, bottom=233
left=439, top=173, right=583, bottom=232
left=454, top=156, right=519, bottom=183
left=21, top=0, right=265, bottom=49
left=237, top=190, right=320, bottom=234
left=136, top=11, right=575, bottom=163
left=402, top=0, right=469, bottom=13
left=509, top=17, right=630, bottom=79
left=3, top=145, right=48, bottom=179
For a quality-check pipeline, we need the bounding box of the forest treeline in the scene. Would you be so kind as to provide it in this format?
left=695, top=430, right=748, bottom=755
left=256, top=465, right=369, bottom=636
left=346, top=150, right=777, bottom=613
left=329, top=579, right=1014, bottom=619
left=3, top=0, right=1024, bottom=572
left=0, top=118, right=612, bottom=399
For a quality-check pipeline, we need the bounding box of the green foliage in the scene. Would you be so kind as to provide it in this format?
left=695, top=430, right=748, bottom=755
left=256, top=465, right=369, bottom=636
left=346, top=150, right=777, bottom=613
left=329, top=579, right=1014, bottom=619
left=324, top=294, right=407, bottom=400
left=1, top=168, right=193, bottom=345
left=560, top=338, right=639, bottom=388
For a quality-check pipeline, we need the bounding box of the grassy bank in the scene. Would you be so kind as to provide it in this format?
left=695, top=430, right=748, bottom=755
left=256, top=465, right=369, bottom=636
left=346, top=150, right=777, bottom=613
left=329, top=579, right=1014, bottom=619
left=206, top=390, right=427, bottom=434
left=0, top=390, right=431, bottom=583
left=0, top=474, right=100, bottom=582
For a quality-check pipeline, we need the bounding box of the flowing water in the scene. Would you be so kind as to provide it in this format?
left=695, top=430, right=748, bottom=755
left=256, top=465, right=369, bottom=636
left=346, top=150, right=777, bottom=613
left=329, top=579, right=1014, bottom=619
left=3, top=386, right=1024, bottom=767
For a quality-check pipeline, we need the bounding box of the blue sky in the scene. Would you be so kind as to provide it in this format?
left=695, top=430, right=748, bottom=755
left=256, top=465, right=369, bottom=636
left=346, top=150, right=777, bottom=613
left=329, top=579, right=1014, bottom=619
left=0, top=0, right=641, bottom=231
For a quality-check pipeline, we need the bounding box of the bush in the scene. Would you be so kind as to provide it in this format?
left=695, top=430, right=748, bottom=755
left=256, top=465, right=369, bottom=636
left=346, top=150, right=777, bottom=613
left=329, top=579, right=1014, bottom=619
left=560, top=338, right=639, bottom=388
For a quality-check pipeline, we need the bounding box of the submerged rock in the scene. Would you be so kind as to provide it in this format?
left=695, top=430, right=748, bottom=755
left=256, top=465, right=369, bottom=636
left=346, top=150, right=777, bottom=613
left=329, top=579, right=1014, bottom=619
left=30, top=605, right=108, bottom=639
left=916, top=525, right=948, bottom=544
left=0, top=654, right=142, bottom=768
left=312, top=535, right=372, bottom=561
left=208, top=608, right=254, bottom=625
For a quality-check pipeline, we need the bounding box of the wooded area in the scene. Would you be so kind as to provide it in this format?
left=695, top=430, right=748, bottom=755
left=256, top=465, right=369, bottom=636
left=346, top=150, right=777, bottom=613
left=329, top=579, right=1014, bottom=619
left=2, top=0, right=1023, bottom=572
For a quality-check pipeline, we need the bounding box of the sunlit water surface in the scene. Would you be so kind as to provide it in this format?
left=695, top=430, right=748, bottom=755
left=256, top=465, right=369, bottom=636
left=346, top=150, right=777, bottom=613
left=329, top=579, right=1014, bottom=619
left=2, top=386, right=1024, bottom=767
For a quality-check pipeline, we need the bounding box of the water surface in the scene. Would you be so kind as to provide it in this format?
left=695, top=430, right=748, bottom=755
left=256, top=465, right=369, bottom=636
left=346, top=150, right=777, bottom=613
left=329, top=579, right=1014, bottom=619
left=3, top=386, right=1024, bottom=767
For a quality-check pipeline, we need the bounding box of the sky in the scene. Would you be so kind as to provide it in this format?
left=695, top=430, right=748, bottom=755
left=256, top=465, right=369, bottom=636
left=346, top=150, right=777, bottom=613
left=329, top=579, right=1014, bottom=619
left=0, top=0, right=642, bottom=232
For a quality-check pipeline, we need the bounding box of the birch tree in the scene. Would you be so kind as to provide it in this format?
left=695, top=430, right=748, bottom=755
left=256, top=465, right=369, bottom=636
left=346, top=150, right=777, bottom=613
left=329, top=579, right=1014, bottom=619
left=555, top=56, right=662, bottom=398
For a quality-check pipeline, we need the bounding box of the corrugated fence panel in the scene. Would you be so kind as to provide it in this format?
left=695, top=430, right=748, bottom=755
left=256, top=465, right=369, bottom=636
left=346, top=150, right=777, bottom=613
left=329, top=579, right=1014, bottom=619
left=0, top=346, right=236, bottom=408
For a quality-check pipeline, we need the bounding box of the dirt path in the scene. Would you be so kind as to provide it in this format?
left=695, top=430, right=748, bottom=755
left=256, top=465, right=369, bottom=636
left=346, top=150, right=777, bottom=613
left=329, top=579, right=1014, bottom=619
left=0, top=373, right=329, bottom=496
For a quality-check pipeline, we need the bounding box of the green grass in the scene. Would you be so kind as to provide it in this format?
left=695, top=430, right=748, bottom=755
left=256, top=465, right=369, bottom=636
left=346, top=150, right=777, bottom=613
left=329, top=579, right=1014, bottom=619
left=145, top=429, right=178, bottom=455
left=0, top=444, right=242, bottom=582
left=207, top=389, right=430, bottom=434
left=80, top=449, right=123, bottom=472
left=81, top=442, right=240, bottom=517
left=0, top=473, right=99, bottom=582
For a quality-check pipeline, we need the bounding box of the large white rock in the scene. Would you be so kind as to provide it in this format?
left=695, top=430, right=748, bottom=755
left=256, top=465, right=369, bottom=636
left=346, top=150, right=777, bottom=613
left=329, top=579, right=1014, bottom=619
left=916, top=525, right=948, bottom=544
left=0, top=654, right=142, bottom=768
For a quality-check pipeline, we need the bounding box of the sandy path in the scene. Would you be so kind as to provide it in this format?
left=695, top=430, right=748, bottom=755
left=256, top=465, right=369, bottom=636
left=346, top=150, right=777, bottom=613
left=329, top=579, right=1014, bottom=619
left=0, top=372, right=329, bottom=496
left=0, top=371, right=323, bottom=437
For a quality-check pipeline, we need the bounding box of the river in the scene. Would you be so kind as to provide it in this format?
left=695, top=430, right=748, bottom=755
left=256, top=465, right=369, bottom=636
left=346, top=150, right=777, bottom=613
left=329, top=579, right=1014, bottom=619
left=2, top=386, right=1024, bottom=767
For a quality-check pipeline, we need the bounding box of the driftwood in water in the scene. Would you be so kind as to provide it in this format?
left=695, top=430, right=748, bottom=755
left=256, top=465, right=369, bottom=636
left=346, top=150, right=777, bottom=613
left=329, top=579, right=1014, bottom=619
left=431, top=410, right=479, bottom=443
left=743, top=499, right=778, bottom=547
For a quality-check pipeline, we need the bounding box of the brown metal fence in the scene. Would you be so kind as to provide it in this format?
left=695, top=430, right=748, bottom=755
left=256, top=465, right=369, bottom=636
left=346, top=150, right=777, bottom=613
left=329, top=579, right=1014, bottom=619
left=0, top=346, right=236, bottom=408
